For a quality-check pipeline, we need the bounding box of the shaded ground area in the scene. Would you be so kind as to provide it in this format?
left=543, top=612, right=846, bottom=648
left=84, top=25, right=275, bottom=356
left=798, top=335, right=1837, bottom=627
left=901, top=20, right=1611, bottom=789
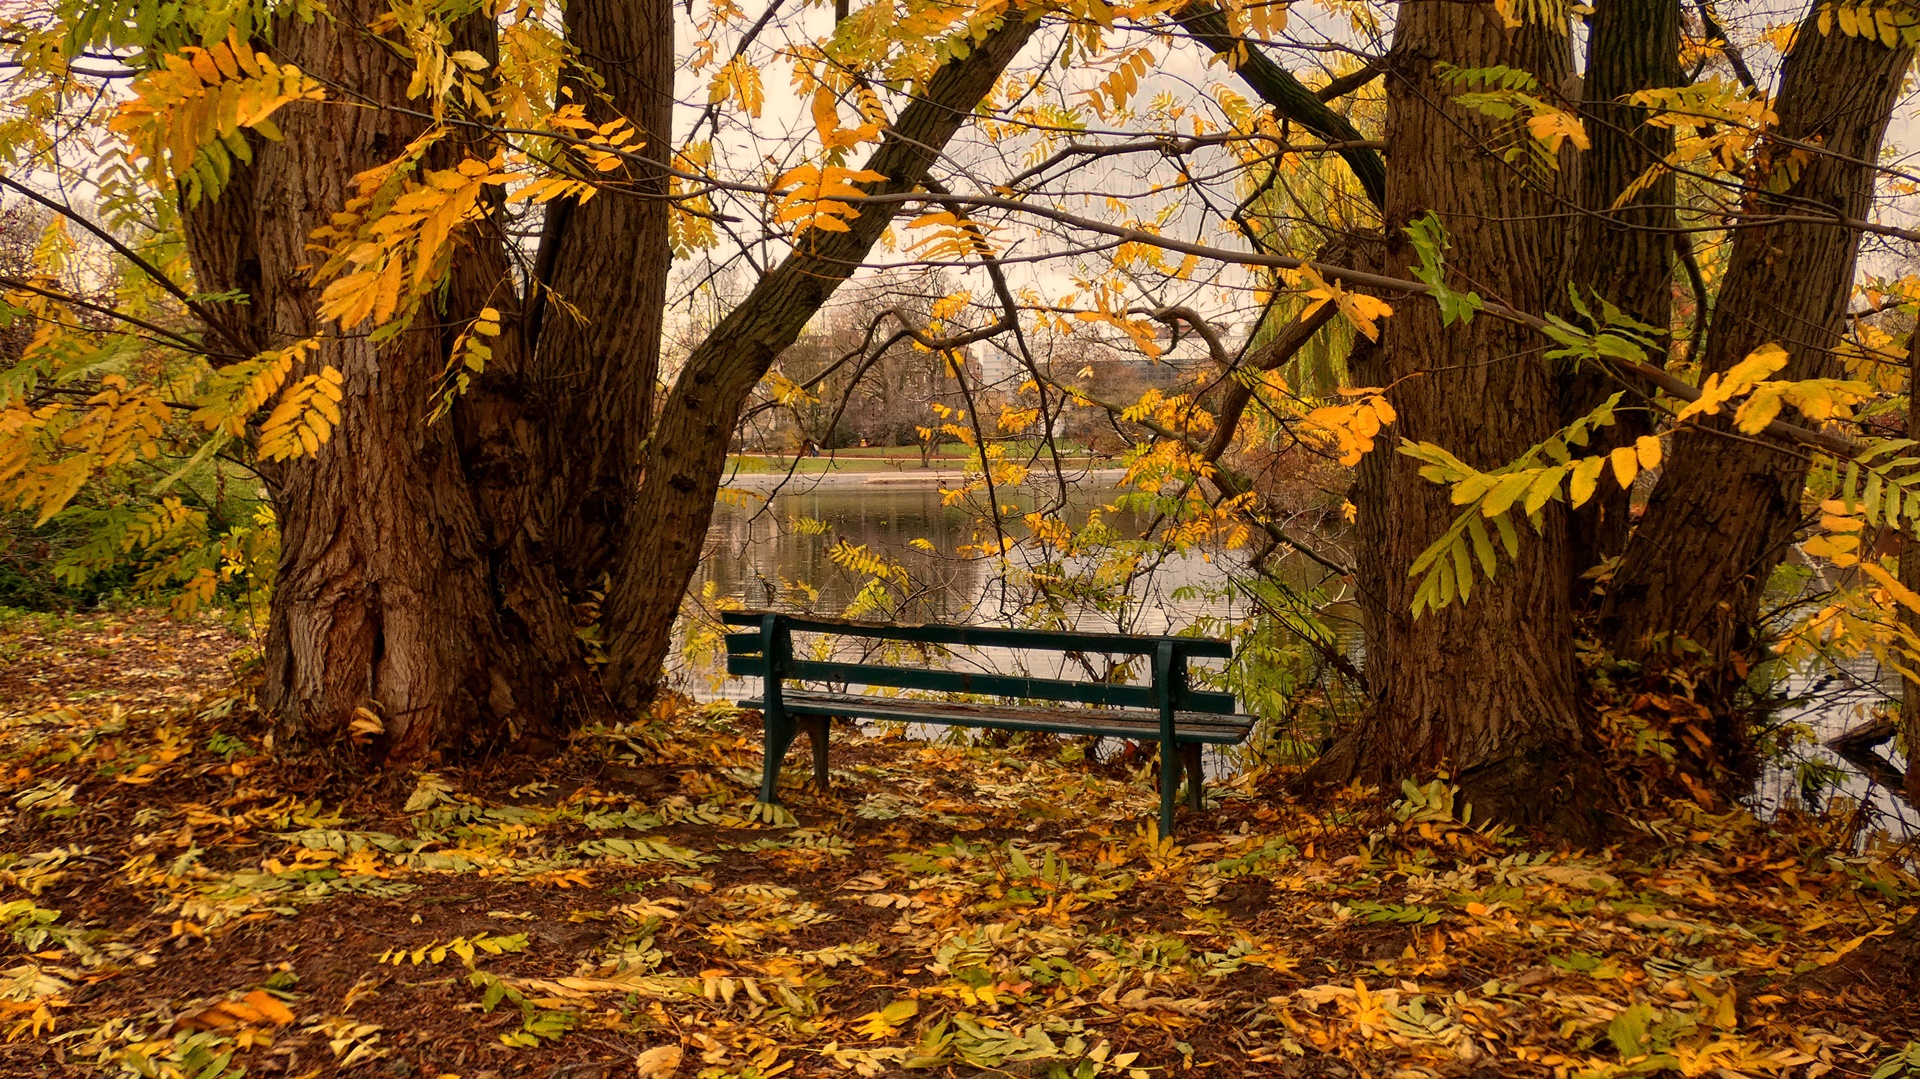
left=0, top=613, right=1914, bottom=1078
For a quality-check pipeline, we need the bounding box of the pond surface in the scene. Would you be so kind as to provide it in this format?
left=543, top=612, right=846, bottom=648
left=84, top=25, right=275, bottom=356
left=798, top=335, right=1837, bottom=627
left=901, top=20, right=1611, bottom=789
left=694, top=471, right=1248, bottom=630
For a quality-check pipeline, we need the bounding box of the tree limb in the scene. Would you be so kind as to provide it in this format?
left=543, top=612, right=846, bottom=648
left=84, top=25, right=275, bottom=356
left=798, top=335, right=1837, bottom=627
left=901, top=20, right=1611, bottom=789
left=1168, top=2, right=1387, bottom=209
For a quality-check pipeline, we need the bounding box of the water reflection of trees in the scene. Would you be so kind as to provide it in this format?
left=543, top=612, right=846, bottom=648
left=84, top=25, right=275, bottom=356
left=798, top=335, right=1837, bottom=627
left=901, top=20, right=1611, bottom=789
left=696, top=482, right=1265, bottom=632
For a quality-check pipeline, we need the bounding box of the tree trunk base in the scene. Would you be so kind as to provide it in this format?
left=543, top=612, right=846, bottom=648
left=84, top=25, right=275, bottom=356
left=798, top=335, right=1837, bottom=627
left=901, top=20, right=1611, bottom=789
left=1307, top=721, right=1612, bottom=845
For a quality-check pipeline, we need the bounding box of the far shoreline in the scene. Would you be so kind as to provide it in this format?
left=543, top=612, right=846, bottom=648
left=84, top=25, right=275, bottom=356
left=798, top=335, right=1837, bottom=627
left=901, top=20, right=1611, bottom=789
left=719, top=458, right=1129, bottom=492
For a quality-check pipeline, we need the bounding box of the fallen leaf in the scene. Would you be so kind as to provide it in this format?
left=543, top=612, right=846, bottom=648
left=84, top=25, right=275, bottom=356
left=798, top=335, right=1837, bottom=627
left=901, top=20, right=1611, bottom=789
left=636, top=1044, right=684, bottom=1078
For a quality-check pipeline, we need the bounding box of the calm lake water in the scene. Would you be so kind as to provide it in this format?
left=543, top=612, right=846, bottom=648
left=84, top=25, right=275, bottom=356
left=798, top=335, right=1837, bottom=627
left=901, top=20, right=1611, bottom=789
left=693, top=471, right=1252, bottom=630
left=682, top=473, right=1915, bottom=839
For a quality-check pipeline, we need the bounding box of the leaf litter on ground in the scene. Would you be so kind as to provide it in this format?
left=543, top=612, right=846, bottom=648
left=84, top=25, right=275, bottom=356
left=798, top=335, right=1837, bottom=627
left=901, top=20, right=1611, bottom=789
left=0, top=611, right=1913, bottom=1079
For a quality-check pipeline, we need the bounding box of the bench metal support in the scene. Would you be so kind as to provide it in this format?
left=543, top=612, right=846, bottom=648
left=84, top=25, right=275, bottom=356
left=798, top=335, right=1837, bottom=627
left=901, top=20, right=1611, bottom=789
left=796, top=714, right=831, bottom=791
left=758, top=614, right=794, bottom=804
left=1182, top=742, right=1203, bottom=812
left=1154, top=641, right=1177, bottom=839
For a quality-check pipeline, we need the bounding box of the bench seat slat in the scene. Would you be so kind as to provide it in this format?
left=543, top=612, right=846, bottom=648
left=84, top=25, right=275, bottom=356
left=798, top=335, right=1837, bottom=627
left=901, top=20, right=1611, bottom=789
left=724, top=656, right=1236, bottom=714
left=721, top=609, right=1232, bottom=659
left=741, top=691, right=1253, bottom=745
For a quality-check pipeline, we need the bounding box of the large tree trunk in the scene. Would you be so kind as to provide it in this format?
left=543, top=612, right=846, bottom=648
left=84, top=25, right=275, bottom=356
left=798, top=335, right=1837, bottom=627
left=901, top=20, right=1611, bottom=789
left=598, top=11, right=1041, bottom=706
left=1311, top=4, right=1600, bottom=832
left=1602, top=16, right=1913, bottom=660
left=1562, top=0, right=1682, bottom=580
left=184, top=3, right=610, bottom=759
left=172, top=0, right=1050, bottom=753
left=524, top=0, right=677, bottom=594
left=1903, top=325, right=1920, bottom=806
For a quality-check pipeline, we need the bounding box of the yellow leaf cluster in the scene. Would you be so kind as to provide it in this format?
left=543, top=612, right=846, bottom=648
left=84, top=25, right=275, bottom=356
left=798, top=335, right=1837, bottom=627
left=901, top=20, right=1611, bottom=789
left=1085, top=48, right=1155, bottom=117
left=812, top=88, right=884, bottom=151
left=189, top=338, right=319, bottom=438
left=1618, top=79, right=1779, bottom=205
left=108, top=29, right=325, bottom=204
left=710, top=56, right=766, bottom=118
left=310, top=150, right=515, bottom=331
left=1074, top=299, right=1165, bottom=361
left=1524, top=108, right=1590, bottom=154
left=429, top=309, right=503, bottom=423
left=257, top=365, right=345, bottom=462
left=1605, top=434, right=1663, bottom=489
left=1818, top=1, right=1920, bottom=46
left=997, top=405, right=1040, bottom=434
left=1675, top=343, right=1871, bottom=434
left=776, top=164, right=888, bottom=236
left=1, top=374, right=172, bottom=525
left=906, top=211, right=1001, bottom=261
left=1301, top=392, right=1396, bottom=466
left=1293, top=267, right=1393, bottom=342
left=762, top=370, right=819, bottom=407
left=671, top=143, right=721, bottom=256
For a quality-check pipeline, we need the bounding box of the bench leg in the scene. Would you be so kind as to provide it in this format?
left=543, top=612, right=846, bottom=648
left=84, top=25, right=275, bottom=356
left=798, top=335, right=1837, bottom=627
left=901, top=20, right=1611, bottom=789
left=797, top=715, right=831, bottom=791
left=1182, top=743, right=1204, bottom=811
left=1159, top=739, right=1178, bottom=840
left=760, top=711, right=797, bottom=803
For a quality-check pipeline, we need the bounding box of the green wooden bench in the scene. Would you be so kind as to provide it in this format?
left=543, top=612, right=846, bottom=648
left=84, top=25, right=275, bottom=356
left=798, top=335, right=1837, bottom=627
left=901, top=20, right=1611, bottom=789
left=721, top=610, right=1247, bottom=835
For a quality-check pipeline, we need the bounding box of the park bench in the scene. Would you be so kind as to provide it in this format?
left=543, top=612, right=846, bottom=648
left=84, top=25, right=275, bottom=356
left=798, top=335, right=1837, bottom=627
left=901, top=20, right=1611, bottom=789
left=722, top=610, right=1248, bottom=835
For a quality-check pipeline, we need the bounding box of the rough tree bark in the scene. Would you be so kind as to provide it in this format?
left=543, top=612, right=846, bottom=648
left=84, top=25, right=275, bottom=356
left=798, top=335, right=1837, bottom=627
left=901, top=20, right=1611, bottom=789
left=523, top=0, right=676, bottom=595
left=598, top=11, right=1041, bottom=706
left=180, top=2, right=598, bottom=758
left=1563, top=0, right=1682, bottom=579
left=1603, top=15, right=1914, bottom=661
left=1309, top=3, right=1601, bottom=831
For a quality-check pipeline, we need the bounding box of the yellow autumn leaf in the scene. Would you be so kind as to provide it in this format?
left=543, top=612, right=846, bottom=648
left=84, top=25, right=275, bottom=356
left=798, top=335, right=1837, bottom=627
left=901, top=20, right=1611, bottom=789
left=1634, top=434, right=1661, bottom=469
left=1569, top=455, right=1606, bottom=507
left=1525, top=108, right=1590, bottom=153
left=1861, top=562, right=1920, bottom=613
left=1609, top=445, right=1638, bottom=488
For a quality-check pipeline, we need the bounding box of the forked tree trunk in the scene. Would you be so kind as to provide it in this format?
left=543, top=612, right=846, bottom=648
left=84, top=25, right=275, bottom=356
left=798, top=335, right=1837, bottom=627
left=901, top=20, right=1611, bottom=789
left=1562, top=0, right=1682, bottom=580
left=523, top=0, right=677, bottom=595
left=1603, top=16, right=1914, bottom=660
left=1311, top=4, right=1603, bottom=833
left=599, top=11, right=1041, bottom=706
left=182, top=2, right=603, bottom=758
left=180, top=0, right=1041, bottom=755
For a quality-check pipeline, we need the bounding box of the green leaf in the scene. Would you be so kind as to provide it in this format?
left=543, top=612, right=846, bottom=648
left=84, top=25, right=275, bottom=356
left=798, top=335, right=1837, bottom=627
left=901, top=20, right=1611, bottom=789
left=1467, top=513, right=1497, bottom=576
left=1482, top=473, right=1535, bottom=518
left=1493, top=512, right=1520, bottom=557
left=1608, top=1002, right=1653, bottom=1058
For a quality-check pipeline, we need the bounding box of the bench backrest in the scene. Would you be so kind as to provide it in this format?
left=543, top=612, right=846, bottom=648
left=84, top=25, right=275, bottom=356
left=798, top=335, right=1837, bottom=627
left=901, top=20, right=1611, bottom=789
left=720, top=610, right=1235, bottom=714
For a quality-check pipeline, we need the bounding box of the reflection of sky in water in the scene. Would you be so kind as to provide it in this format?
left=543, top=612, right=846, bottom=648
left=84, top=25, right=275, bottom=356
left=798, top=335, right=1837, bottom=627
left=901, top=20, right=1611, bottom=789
left=694, top=481, right=1256, bottom=632
left=1750, top=659, right=1916, bottom=842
